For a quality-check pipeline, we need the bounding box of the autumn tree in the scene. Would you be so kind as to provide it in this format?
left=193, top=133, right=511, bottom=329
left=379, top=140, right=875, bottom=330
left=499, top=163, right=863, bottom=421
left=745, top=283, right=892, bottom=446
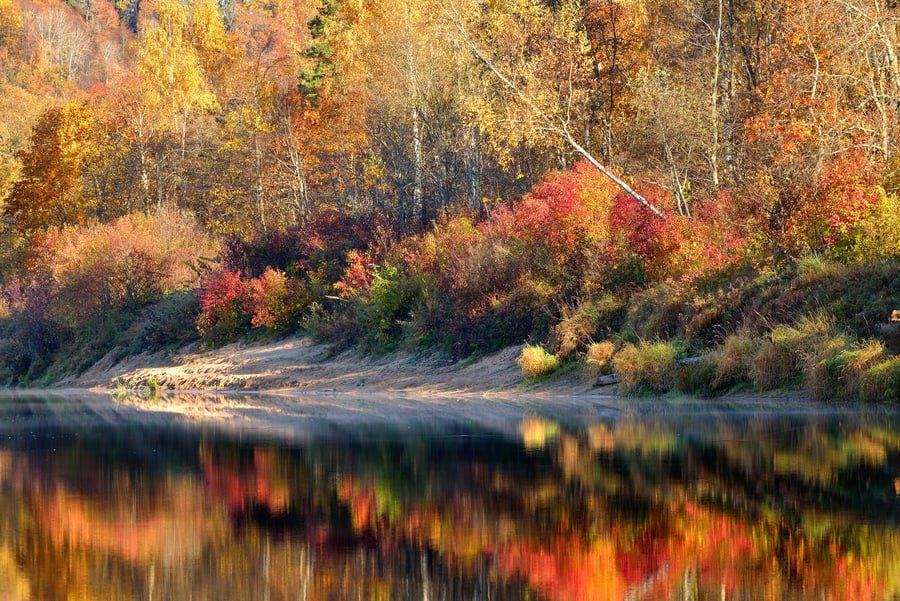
left=5, top=102, right=105, bottom=232
left=0, top=0, right=23, bottom=74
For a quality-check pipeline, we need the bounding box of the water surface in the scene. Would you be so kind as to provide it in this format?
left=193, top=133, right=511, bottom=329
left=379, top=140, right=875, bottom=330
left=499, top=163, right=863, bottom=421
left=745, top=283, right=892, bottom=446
left=0, top=392, right=898, bottom=600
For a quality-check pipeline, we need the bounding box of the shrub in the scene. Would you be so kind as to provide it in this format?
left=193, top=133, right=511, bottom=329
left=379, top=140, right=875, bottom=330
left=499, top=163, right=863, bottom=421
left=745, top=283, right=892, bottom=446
left=625, top=284, right=684, bottom=341
left=335, top=250, right=376, bottom=300
left=860, top=357, right=900, bottom=403
left=551, top=302, right=599, bottom=359
left=806, top=340, right=885, bottom=402
left=124, top=291, right=201, bottom=354
left=197, top=267, right=308, bottom=342
left=33, top=206, right=215, bottom=328
left=221, top=209, right=390, bottom=280
left=355, top=264, right=423, bottom=350
left=608, top=183, right=680, bottom=272
left=613, top=341, right=678, bottom=395
left=245, top=268, right=306, bottom=332
left=842, top=192, right=900, bottom=261
left=518, top=344, right=559, bottom=380
left=0, top=208, right=215, bottom=382
left=750, top=314, right=836, bottom=390
left=713, top=333, right=758, bottom=389
left=584, top=341, right=615, bottom=378
left=301, top=302, right=357, bottom=351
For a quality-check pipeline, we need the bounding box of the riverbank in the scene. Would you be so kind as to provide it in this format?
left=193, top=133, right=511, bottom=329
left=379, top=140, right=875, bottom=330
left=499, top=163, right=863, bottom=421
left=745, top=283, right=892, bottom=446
left=64, top=336, right=608, bottom=397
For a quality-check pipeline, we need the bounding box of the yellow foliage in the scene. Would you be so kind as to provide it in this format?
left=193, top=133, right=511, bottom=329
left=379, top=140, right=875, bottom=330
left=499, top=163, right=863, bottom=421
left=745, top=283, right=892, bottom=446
left=845, top=191, right=900, bottom=261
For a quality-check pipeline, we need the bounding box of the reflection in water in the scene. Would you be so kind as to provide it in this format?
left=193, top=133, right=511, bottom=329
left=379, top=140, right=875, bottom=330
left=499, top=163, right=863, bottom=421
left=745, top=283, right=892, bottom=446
left=0, top=397, right=898, bottom=600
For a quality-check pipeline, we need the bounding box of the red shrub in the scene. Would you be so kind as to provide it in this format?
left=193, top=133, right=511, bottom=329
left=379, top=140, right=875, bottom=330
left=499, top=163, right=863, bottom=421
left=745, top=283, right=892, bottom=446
left=489, top=161, right=614, bottom=268
left=198, top=267, right=304, bottom=338
left=813, top=151, right=881, bottom=246
left=673, top=190, right=750, bottom=282
left=608, top=183, right=683, bottom=276
left=296, top=210, right=390, bottom=276
left=197, top=270, right=249, bottom=340
left=27, top=206, right=215, bottom=328
left=335, top=251, right=376, bottom=300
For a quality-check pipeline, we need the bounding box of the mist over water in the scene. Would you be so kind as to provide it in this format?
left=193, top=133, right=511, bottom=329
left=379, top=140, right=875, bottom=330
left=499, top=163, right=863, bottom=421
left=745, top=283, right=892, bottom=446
left=0, top=393, right=898, bottom=600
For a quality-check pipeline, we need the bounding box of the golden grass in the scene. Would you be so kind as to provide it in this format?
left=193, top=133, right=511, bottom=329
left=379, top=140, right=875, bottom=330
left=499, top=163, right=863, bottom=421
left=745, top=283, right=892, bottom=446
left=807, top=340, right=885, bottom=401
left=750, top=314, right=836, bottom=390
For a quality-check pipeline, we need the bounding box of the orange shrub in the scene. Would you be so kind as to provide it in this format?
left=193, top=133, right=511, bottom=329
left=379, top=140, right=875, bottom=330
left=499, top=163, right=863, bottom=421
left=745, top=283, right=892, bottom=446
left=31, top=206, right=216, bottom=328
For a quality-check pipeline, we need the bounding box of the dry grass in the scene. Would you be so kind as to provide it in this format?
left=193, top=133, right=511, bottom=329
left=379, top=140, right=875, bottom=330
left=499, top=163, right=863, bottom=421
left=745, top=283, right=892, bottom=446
left=551, top=297, right=622, bottom=360
left=807, top=340, right=885, bottom=401
left=613, top=341, right=678, bottom=395
left=713, top=333, right=758, bottom=388
left=750, top=314, right=836, bottom=390
left=518, top=344, right=559, bottom=380
left=583, top=341, right=615, bottom=378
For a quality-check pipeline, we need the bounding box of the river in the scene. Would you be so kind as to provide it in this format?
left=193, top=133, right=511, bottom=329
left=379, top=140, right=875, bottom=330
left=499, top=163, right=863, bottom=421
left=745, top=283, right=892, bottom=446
left=0, top=391, right=898, bottom=600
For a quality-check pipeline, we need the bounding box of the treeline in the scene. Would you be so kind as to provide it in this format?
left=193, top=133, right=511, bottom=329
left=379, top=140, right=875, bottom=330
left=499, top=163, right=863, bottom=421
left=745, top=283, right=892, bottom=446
left=0, top=0, right=897, bottom=395
left=0, top=0, right=896, bottom=241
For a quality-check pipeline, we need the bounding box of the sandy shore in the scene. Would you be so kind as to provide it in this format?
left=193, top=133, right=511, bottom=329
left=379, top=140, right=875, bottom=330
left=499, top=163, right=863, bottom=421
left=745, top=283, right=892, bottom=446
left=63, top=336, right=609, bottom=397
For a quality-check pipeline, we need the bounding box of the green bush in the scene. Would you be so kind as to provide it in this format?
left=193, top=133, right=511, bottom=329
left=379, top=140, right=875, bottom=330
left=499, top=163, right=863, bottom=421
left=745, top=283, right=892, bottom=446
left=356, top=264, right=423, bottom=351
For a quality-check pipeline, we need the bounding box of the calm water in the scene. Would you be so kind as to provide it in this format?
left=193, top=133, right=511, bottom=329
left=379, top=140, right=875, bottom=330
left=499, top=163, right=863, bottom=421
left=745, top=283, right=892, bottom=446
left=0, top=393, right=898, bottom=601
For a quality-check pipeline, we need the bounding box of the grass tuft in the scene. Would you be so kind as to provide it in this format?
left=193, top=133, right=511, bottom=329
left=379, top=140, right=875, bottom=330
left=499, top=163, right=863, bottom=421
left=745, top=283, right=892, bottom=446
left=613, top=340, right=678, bottom=395
left=518, top=344, right=559, bottom=380
left=749, top=314, right=836, bottom=390
left=583, top=341, right=615, bottom=378
left=807, top=339, right=885, bottom=401
left=713, top=333, right=758, bottom=389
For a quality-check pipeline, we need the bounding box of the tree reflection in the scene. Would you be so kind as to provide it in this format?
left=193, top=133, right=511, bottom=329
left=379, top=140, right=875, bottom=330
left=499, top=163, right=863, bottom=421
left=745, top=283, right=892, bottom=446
left=0, top=410, right=897, bottom=601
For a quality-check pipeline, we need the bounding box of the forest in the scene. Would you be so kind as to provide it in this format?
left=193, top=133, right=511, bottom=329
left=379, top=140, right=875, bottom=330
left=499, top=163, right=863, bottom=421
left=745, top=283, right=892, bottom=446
left=0, top=0, right=897, bottom=398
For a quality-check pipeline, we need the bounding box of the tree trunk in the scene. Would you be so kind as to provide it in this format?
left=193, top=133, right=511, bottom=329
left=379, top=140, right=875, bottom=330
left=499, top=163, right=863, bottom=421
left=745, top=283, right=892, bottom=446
left=412, top=103, right=425, bottom=223
left=709, top=0, right=723, bottom=189
left=255, top=133, right=267, bottom=234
